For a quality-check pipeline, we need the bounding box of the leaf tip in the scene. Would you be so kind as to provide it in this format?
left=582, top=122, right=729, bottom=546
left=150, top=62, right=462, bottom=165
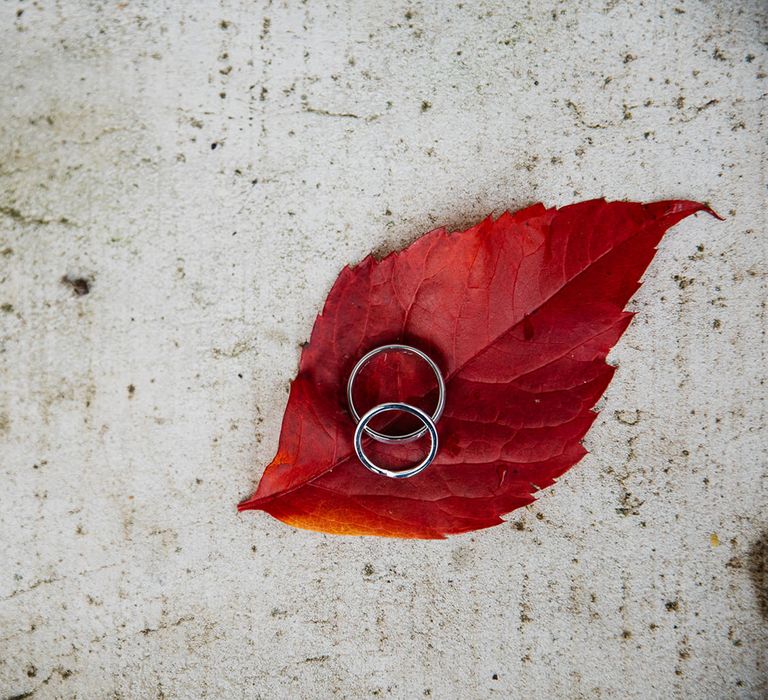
left=646, top=199, right=723, bottom=222
left=702, top=204, right=725, bottom=221
left=237, top=497, right=257, bottom=512
left=677, top=200, right=724, bottom=221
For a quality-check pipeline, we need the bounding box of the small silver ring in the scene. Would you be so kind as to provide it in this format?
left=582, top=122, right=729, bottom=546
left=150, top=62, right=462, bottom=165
left=347, top=343, right=445, bottom=444
left=354, top=402, right=438, bottom=478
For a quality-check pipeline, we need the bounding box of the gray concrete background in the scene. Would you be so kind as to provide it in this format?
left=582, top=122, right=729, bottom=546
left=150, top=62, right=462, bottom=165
left=0, top=1, right=766, bottom=698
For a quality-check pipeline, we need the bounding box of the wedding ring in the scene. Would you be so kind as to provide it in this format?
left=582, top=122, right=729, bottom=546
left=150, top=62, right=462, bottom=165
left=347, top=343, right=445, bottom=444
left=354, top=402, right=438, bottom=478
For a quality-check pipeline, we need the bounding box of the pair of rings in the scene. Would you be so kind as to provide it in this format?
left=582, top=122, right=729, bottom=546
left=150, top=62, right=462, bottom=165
left=347, top=344, right=446, bottom=478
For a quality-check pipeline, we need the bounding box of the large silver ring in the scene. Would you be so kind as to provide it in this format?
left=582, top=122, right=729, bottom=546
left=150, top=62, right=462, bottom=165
left=347, top=343, right=445, bottom=444
left=354, top=402, right=438, bottom=479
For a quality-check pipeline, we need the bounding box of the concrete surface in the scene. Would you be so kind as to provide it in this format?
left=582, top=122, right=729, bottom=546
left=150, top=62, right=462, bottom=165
left=0, top=1, right=766, bottom=698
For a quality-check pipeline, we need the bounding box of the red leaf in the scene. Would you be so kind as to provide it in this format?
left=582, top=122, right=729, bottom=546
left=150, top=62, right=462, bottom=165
left=239, top=199, right=717, bottom=538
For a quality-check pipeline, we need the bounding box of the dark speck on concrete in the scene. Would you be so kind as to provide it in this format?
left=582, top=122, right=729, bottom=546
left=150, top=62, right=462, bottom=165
left=421, top=100, right=432, bottom=112
left=61, top=275, right=90, bottom=296
left=748, top=531, right=767, bottom=621
left=127, top=384, right=136, bottom=398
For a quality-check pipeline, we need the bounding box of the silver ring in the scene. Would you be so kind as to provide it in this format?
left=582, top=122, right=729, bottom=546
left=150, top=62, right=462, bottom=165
left=354, top=402, right=438, bottom=478
left=347, top=344, right=446, bottom=444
